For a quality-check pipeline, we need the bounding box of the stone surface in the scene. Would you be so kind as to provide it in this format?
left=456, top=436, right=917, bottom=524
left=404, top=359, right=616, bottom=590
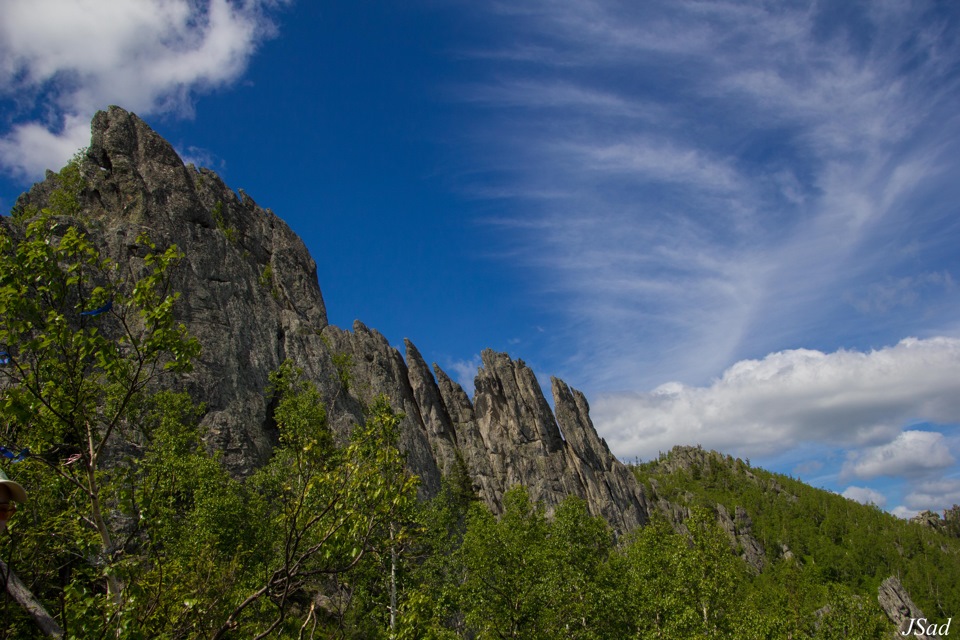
left=404, top=339, right=460, bottom=479
left=878, top=576, right=930, bottom=638
left=319, top=321, right=442, bottom=497
left=716, top=504, right=766, bottom=572
left=552, top=377, right=649, bottom=530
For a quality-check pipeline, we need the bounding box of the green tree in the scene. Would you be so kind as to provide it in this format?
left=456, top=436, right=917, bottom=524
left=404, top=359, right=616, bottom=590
left=0, top=164, right=199, bottom=624
left=394, top=456, right=477, bottom=640
left=624, top=508, right=744, bottom=638
left=539, top=497, right=618, bottom=639
left=815, top=585, right=890, bottom=640
left=212, top=366, right=419, bottom=638
left=457, top=486, right=551, bottom=639
left=118, top=391, right=259, bottom=639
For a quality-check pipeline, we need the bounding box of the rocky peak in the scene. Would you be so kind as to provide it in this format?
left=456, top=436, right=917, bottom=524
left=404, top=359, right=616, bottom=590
left=16, top=106, right=335, bottom=476
left=474, top=349, right=564, bottom=453
left=12, top=106, right=652, bottom=531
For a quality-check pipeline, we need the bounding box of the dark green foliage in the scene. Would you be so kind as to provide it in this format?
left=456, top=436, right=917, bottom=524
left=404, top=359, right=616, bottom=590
left=619, top=508, right=746, bottom=637
left=258, top=263, right=280, bottom=300
left=210, top=200, right=237, bottom=243
left=331, top=351, right=354, bottom=393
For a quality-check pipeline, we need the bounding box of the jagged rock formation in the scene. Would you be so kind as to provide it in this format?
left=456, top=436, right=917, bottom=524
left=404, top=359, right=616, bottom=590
left=446, top=350, right=649, bottom=529
left=878, top=576, right=931, bottom=638
left=11, top=106, right=651, bottom=531
left=15, top=106, right=341, bottom=476
left=911, top=506, right=960, bottom=538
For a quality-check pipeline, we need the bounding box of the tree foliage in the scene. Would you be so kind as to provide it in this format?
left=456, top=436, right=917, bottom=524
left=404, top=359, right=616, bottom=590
left=213, top=367, right=419, bottom=638
left=0, top=155, right=201, bottom=625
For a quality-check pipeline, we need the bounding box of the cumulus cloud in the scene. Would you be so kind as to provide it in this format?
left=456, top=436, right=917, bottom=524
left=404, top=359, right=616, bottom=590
left=891, top=506, right=918, bottom=520
left=593, top=337, right=960, bottom=461
left=0, top=114, right=90, bottom=178
left=0, top=0, right=286, bottom=178
left=904, top=479, right=960, bottom=512
left=842, top=431, right=955, bottom=480
left=842, top=486, right=887, bottom=508
left=891, top=479, right=960, bottom=519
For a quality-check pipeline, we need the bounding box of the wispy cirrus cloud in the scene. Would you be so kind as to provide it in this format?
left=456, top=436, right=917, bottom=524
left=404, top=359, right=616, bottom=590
left=0, top=0, right=288, bottom=178
left=454, top=0, right=960, bottom=391
left=451, top=2, right=960, bottom=513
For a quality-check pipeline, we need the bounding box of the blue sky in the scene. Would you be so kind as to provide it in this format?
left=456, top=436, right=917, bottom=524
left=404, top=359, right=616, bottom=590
left=2, top=0, right=960, bottom=518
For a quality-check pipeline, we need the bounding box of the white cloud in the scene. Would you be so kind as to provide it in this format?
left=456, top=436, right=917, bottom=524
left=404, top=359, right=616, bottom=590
left=842, top=486, right=887, bottom=508
left=904, top=479, right=960, bottom=512
left=0, top=0, right=286, bottom=178
left=891, top=505, right=918, bottom=520
left=842, top=431, right=955, bottom=480
left=566, top=138, right=742, bottom=192
left=0, top=114, right=90, bottom=177
left=592, top=337, right=960, bottom=461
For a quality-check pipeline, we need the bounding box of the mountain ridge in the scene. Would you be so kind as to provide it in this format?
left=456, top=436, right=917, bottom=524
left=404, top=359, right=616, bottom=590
left=9, top=107, right=959, bottom=633
left=630, top=444, right=960, bottom=624
left=12, top=105, right=651, bottom=532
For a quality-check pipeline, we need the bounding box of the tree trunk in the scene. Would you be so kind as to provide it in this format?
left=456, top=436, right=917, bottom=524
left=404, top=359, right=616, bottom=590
left=390, top=523, right=397, bottom=639
left=0, top=559, right=64, bottom=638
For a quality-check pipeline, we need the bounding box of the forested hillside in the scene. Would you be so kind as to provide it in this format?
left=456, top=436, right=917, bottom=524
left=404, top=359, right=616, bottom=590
left=631, top=446, right=960, bottom=625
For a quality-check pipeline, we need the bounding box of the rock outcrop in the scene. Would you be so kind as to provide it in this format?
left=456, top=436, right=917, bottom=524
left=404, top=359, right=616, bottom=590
left=911, top=506, right=960, bottom=538
left=716, top=504, right=766, bottom=572
left=454, top=351, right=650, bottom=529
left=16, top=106, right=341, bottom=476
left=642, top=446, right=769, bottom=564
left=10, top=106, right=652, bottom=531
left=878, top=576, right=931, bottom=638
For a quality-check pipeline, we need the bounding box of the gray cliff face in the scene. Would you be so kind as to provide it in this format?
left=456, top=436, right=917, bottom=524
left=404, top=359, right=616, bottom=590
left=13, top=106, right=652, bottom=531
left=318, top=321, right=442, bottom=498
left=463, top=350, right=650, bottom=530
left=716, top=505, right=766, bottom=573
left=552, top=378, right=650, bottom=530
